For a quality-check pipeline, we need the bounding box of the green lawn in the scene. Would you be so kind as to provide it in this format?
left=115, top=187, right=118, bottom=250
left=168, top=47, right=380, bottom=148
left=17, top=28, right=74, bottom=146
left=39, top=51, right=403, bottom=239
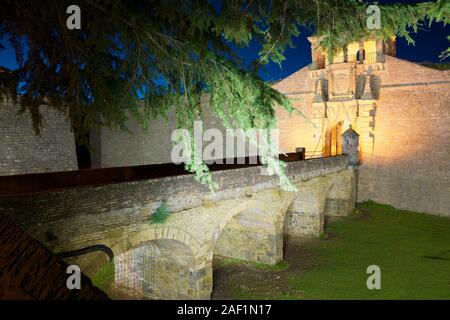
left=289, top=201, right=450, bottom=299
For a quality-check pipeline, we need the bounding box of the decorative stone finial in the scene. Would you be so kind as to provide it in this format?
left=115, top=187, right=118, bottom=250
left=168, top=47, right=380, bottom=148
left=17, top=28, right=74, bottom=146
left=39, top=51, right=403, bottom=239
left=361, top=75, right=373, bottom=100
left=314, top=79, right=324, bottom=103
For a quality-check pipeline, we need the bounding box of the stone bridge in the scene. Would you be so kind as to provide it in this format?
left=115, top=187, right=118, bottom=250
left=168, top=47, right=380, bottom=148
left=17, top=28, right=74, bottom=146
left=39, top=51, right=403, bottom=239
left=0, top=155, right=356, bottom=299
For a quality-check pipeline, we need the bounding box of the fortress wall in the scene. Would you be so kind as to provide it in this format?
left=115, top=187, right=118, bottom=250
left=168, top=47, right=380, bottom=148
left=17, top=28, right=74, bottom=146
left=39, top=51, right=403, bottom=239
left=91, top=100, right=263, bottom=168
left=0, top=102, right=78, bottom=176
left=358, top=56, right=450, bottom=216
left=91, top=109, right=178, bottom=168
left=273, top=66, right=319, bottom=157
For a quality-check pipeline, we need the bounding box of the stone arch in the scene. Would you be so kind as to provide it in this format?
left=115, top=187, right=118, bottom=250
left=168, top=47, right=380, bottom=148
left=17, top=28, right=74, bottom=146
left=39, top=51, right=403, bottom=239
left=325, top=121, right=344, bottom=157
left=284, top=176, right=333, bottom=238
left=357, top=47, right=366, bottom=63
left=89, top=229, right=212, bottom=300
left=209, top=192, right=285, bottom=265
left=83, top=226, right=201, bottom=282
left=324, top=120, right=363, bottom=157
left=102, top=238, right=203, bottom=300
left=114, top=226, right=202, bottom=259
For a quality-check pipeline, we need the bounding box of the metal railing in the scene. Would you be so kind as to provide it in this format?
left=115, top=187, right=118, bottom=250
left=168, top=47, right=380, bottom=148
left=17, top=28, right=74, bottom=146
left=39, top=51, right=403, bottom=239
left=310, top=52, right=385, bottom=69
left=57, top=244, right=114, bottom=261
left=333, top=52, right=385, bottom=64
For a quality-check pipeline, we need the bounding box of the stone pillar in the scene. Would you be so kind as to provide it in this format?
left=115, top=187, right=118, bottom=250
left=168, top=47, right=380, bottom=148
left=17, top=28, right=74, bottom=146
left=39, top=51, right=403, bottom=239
left=356, top=100, right=376, bottom=162
left=193, top=264, right=213, bottom=300
left=324, top=169, right=356, bottom=217
left=308, top=36, right=326, bottom=69
left=383, top=36, right=397, bottom=57
left=375, top=40, right=385, bottom=62
left=311, top=100, right=326, bottom=158
left=284, top=182, right=328, bottom=238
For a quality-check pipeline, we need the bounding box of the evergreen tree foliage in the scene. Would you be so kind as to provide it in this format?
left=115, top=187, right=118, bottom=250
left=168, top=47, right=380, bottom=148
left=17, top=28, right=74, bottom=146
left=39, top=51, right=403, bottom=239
left=0, top=0, right=448, bottom=191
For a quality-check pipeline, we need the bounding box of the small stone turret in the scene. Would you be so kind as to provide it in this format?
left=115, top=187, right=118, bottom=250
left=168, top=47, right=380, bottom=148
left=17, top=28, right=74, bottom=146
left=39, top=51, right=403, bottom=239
left=342, top=126, right=359, bottom=166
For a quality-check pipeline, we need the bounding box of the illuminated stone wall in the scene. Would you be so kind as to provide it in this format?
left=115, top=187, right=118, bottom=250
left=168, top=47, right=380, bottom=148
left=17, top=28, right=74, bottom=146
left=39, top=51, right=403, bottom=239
left=358, top=56, right=450, bottom=216
left=272, top=52, right=450, bottom=217
left=273, top=66, right=319, bottom=158
left=0, top=101, right=78, bottom=176
left=214, top=206, right=283, bottom=265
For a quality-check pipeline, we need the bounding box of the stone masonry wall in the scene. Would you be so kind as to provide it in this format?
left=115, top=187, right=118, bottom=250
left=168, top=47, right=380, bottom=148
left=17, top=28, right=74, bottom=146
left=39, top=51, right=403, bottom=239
left=272, top=66, right=319, bottom=158
left=324, top=168, right=356, bottom=217
left=214, top=207, right=283, bottom=264
left=272, top=56, right=450, bottom=217
left=91, top=99, right=256, bottom=168
left=358, top=56, right=450, bottom=216
left=91, top=74, right=318, bottom=169
left=113, top=240, right=198, bottom=300
left=0, top=102, right=78, bottom=176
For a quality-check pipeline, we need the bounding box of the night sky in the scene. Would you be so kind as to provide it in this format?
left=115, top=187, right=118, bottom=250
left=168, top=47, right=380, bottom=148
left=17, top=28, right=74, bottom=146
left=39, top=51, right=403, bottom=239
left=234, top=0, right=450, bottom=81
left=0, top=0, right=448, bottom=82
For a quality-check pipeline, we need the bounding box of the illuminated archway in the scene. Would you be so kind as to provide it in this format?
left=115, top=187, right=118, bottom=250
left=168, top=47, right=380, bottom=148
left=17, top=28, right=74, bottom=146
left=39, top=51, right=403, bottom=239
left=325, top=121, right=344, bottom=157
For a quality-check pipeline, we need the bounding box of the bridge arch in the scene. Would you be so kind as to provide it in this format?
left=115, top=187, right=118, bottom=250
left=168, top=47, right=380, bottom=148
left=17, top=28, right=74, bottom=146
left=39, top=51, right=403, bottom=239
left=82, top=226, right=202, bottom=278
left=89, top=227, right=212, bottom=300
left=93, top=238, right=199, bottom=299
left=112, top=226, right=202, bottom=259
left=284, top=176, right=333, bottom=238
left=209, top=193, right=286, bottom=265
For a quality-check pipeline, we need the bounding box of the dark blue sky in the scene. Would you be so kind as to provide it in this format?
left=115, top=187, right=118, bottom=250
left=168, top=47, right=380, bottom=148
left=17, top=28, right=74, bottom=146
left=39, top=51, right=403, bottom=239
left=0, top=0, right=448, bottom=82
left=236, top=0, right=450, bottom=81
left=248, top=20, right=449, bottom=81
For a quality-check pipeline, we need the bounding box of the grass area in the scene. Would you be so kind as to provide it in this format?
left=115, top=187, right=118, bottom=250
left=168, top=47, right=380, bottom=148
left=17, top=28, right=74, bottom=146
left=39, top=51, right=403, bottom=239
left=252, top=261, right=290, bottom=271
left=91, top=259, right=115, bottom=292
left=231, top=201, right=450, bottom=300
left=216, top=257, right=290, bottom=271
left=290, top=201, right=450, bottom=299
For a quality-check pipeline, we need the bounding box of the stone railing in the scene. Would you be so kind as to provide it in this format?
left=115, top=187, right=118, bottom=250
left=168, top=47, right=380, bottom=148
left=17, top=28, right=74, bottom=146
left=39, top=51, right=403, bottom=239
left=0, top=155, right=350, bottom=227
